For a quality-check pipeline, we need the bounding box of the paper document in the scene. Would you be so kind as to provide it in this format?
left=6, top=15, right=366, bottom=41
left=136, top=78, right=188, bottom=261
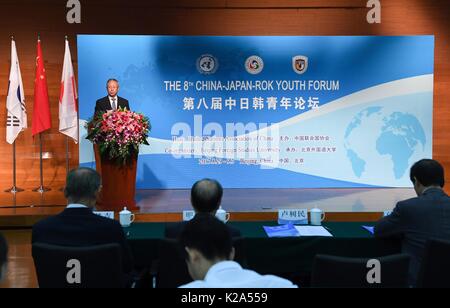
left=263, top=224, right=300, bottom=238
left=362, top=226, right=375, bottom=235
left=295, top=226, right=333, bottom=237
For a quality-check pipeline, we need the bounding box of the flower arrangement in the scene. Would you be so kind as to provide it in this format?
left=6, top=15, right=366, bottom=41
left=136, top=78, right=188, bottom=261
left=86, top=108, right=150, bottom=165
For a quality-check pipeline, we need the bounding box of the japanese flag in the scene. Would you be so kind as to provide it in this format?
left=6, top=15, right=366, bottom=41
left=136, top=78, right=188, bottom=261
left=59, top=38, right=78, bottom=143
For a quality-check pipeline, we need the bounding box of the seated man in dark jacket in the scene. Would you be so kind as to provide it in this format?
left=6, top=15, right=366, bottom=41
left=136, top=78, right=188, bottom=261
left=32, top=167, right=133, bottom=277
left=375, top=159, right=450, bottom=286
left=165, top=179, right=241, bottom=238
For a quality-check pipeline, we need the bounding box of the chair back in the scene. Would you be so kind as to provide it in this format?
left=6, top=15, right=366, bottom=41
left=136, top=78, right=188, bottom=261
left=32, top=242, right=125, bottom=288
left=311, top=253, right=410, bottom=288
left=417, top=238, right=450, bottom=288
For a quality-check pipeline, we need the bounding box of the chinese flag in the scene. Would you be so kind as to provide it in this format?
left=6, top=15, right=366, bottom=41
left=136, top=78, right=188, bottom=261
left=32, top=39, right=51, bottom=136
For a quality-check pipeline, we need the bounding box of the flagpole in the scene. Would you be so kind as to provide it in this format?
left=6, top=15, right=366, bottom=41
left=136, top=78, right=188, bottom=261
left=66, top=136, right=70, bottom=173
left=33, top=133, right=51, bottom=193
left=5, top=141, right=24, bottom=194
left=59, top=136, right=70, bottom=192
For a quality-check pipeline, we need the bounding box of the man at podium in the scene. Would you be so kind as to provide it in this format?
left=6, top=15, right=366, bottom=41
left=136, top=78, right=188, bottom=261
left=94, top=78, right=130, bottom=115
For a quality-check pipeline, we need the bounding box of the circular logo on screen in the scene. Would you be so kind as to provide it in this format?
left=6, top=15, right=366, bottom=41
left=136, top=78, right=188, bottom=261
left=197, top=54, right=218, bottom=75
left=245, top=56, right=264, bottom=75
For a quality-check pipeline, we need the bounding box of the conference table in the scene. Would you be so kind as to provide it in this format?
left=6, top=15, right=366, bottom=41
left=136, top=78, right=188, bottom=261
left=125, top=221, right=401, bottom=276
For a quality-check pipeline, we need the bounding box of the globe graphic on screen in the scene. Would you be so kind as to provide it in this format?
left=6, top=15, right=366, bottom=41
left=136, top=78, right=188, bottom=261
left=344, top=106, right=426, bottom=180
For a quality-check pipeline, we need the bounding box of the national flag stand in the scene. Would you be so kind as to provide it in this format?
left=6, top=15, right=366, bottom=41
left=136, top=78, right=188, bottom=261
left=5, top=37, right=27, bottom=194
left=31, top=36, right=52, bottom=194
left=59, top=36, right=79, bottom=192
left=33, top=133, right=51, bottom=193
left=5, top=142, right=24, bottom=193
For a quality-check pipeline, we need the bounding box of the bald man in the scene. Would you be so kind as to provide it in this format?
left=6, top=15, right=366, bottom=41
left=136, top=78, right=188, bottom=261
left=165, top=179, right=241, bottom=239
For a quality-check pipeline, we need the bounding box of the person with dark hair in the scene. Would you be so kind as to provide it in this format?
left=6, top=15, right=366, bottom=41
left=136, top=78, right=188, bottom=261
left=165, top=179, right=241, bottom=238
left=179, top=215, right=297, bottom=288
left=409, top=158, right=445, bottom=190
left=94, top=79, right=130, bottom=115
left=375, top=159, right=450, bottom=286
left=32, top=167, right=133, bottom=275
left=0, top=232, right=7, bottom=282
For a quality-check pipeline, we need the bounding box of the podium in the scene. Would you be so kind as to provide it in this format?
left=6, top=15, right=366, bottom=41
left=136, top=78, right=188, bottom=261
left=94, top=145, right=139, bottom=211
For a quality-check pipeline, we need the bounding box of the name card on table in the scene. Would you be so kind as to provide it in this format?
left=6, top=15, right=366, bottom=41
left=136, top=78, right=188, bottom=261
left=94, top=211, right=115, bottom=220
left=183, top=210, right=196, bottom=221
left=278, top=209, right=308, bottom=225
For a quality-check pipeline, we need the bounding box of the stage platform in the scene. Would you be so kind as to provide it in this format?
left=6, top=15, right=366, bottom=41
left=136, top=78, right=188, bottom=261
left=0, top=188, right=415, bottom=227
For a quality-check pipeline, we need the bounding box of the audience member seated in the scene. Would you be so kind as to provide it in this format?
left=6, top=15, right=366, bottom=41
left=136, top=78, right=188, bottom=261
left=32, top=167, right=133, bottom=277
left=178, top=214, right=297, bottom=288
left=165, top=178, right=241, bottom=238
left=0, top=232, right=7, bottom=283
left=375, top=159, right=450, bottom=287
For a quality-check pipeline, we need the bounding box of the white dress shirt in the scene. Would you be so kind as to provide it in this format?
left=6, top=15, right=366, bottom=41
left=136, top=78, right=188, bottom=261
left=66, top=204, right=89, bottom=209
left=180, top=261, right=298, bottom=288
left=109, top=96, right=118, bottom=110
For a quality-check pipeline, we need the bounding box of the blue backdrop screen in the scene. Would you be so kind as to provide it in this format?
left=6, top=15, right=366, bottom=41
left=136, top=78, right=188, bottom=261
left=78, top=35, right=434, bottom=189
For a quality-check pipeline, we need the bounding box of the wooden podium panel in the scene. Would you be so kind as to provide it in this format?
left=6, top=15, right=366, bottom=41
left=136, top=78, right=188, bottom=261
left=94, top=145, right=138, bottom=211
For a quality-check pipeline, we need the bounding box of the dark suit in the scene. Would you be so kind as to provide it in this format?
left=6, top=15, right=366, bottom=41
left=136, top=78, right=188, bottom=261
left=374, top=188, right=450, bottom=286
left=165, top=215, right=242, bottom=239
left=32, top=207, right=133, bottom=274
left=94, top=96, right=130, bottom=116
